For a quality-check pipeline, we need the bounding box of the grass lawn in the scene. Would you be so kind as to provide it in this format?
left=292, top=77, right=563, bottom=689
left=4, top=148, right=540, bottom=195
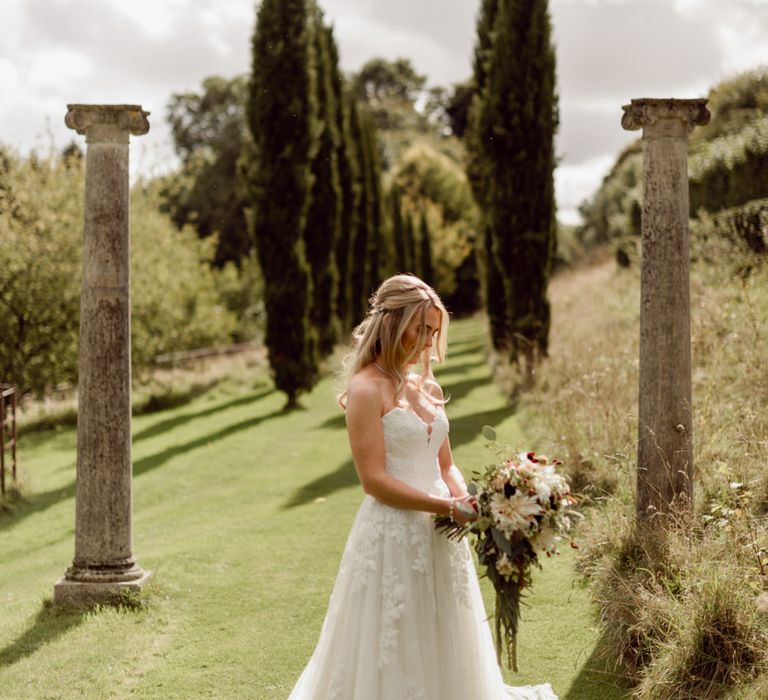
left=0, top=316, right=628, bottom=699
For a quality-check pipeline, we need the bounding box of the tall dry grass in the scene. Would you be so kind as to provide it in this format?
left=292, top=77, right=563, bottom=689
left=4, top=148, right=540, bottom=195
left=517, top=239, right=768, bottom=697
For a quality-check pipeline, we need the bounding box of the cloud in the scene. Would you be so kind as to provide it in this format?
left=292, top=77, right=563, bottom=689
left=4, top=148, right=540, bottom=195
left=556, top=153, right=618, bottom=224
left=321, top=0, right=477, bottom=85
left=3, top=0, right=768, bottom=219
left=551, top=0, right=722, bottom=102
left=557, top=103, right=638, bottom=165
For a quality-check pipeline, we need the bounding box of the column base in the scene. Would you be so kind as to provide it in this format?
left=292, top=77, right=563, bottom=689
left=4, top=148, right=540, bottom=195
left=53, top=570, right=153, bottom=607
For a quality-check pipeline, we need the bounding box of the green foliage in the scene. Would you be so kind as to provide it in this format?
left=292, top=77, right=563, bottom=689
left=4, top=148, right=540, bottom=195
left=468, top=0, right=559, bottom=363
left=353, top=57, right=427, bottom=105
left=347, top=103, right=386, bottom=323
left=129, top=187, right=238, bottom=373
left=389, top=184, right=408, bottom=272
left=391, top=143, right=481, bottom=314
left=362, top=104, right=388, bottom=297
left=689, top=116, right=768, bottom=214
left=213, top=252, right=265, bottom=343
left=330, top=43, right=360, bottom=335
left=161, top=75, right=250, bottom=266
left=0, top=152, right=236, bottom=397
left=246, top=0, right=319, bottom=406
left=576, top=143, right=642, bottom=264
left=0, top=151, right=81, bottom=396
left=352, top=56, right=465, bottom=170
left=444, top=81, right=474, bottom=139
left=418, top=210, right=434, bottom=286
left=691, top=198, right=768, bottom=258
left=691, top=67, right=768, bottom=145
left=305, top=8, right=341, bottom=357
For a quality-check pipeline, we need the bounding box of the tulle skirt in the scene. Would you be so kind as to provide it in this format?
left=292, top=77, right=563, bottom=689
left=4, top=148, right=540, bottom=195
left=288, top=496, right=557, bottom=700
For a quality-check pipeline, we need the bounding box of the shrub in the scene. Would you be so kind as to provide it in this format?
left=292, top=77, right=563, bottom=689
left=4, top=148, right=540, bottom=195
left=0, top=151, right=237, bottom=396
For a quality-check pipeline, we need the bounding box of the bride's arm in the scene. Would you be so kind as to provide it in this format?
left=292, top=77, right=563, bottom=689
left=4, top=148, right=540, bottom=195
left=345, top=375, right=453, bottom=517
left=425, top=380, right=470, bottom=500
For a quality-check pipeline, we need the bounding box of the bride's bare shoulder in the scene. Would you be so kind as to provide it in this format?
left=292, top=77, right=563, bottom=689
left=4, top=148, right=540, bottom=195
left=346, top=368, right=384, bottom=409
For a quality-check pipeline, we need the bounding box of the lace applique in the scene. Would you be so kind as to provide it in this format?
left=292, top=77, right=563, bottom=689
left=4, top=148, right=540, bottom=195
left=447, top=538, right=472, bottom=608
left=345, top=500, right=436, bottom=593
left=378, top=568, right=405, bottom=669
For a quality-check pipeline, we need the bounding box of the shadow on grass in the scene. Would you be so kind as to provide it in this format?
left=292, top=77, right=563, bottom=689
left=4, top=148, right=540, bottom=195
left=315, top=412, right=347, bottom=431
left=448, top=406, right=514, bottom=450
left=0, top=601, right=86, bottom=668
left=563, top=635, right=632, bottom=700
left=133, top=405, right=286, bottom=476
left=1, top=396, right=285, bottom=531
left=442, top=374, right=488, bottom=404
left=444, top=342, right=485, bottom=360
left=132, top=387, right=275, bottom=442
left=434, top=358, right=487, bottom=378
left=283, top=458, right=358, bottom=509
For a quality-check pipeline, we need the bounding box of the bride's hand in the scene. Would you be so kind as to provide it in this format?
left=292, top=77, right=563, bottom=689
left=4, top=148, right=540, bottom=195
left=453, top=495, right=478, bottom=526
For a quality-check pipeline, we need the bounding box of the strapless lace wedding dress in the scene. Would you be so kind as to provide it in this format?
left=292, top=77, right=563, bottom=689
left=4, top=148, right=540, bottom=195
left=288, top=406, right=557, bottom=699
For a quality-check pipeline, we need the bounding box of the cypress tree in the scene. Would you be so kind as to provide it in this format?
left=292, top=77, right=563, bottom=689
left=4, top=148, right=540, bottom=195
left=419, top=210, right=434, bottom=286
left=404, top=208, right=417, bottom=275
left=305, top=7, right=341, bottom=356
left=246, top=0, right=318, bottom=407
left=364, top=114, right=386, bottom=293
left=470, top=0, right=558, bottom=365
left=329, top=34, right=359, bottom=334
left=390, top=185, right=407, bottom=273
left=348, top=99, right=371, bottom=325
left=467, top=0, right=508, bottom=350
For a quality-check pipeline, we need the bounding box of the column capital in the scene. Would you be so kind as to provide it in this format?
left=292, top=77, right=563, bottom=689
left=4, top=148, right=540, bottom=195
left=65, top=104, right=150, bottom=143
left=621, top=98, right=709, bottom=133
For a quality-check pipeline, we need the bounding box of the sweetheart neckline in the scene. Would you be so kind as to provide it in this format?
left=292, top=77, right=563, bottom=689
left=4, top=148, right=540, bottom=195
left=381, top=405, right=444, bottom=437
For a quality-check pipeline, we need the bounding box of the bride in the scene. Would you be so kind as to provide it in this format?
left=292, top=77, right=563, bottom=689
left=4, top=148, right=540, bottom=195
left=289, top=274, right=556, bottom=699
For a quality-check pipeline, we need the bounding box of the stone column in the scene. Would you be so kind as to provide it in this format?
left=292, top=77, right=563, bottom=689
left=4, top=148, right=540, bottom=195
left=621, top=98, right=709, bottom=523
left=54, top=105, right=152, bottom=605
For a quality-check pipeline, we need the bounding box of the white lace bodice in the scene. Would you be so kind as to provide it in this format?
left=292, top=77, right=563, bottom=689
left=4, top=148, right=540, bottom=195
left=381, top=406, right=449, bottom=494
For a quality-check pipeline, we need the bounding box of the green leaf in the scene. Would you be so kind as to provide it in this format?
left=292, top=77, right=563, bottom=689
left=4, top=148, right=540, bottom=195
left=482, top=425, right=497, bottom=442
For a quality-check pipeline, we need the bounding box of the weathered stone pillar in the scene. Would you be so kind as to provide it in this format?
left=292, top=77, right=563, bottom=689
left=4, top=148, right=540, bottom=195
left=621, top=98, right=709, bottom=523
left=54, top=105, right=152, bottom=605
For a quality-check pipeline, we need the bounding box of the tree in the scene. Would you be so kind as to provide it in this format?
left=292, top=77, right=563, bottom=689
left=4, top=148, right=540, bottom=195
left=347, top=103, right=387, bottom=323
left=347, top=98, right=371, bottom=325
left=353, top=57, right=427, bottom=104
left=404, top=208, right=417, bottom=277
left=445, top=81, right=475, bottom=138
left=305, top=8, right=341, bottom=356
left=329, top=34, right=360, bottom=334
left=419, top=210, right=434, bottom=286
left=246, top=0, right=318, bottom=407
left=0, top=153, right=236, bottom=397
left=468, top=0, right=558, bottom=366
left=162, top=76, right=250, bottom=266
left=389, top=184, right=408, bottom=272
left=364, top=114, right=387, bottom=291
left=390, top=143, right=481, bottom=312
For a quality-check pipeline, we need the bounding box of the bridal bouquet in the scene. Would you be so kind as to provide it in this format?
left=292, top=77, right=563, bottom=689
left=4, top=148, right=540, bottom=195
left=436, top=434, right=578, bottom=671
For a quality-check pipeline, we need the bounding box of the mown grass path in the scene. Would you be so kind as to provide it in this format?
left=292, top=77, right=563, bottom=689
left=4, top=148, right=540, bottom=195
left=0, top=317, right=627, bottom=698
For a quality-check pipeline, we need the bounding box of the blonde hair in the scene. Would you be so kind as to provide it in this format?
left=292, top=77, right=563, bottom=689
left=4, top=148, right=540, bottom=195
left=338, top=274, right=449, bottom=408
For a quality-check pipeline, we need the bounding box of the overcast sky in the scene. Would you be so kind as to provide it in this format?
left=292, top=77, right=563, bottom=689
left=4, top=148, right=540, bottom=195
left=2, top=0, right=767, bottom=224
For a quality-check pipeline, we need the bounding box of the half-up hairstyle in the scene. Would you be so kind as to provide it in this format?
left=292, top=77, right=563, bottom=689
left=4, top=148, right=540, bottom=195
left=338, top=274, right=449, bottom=408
